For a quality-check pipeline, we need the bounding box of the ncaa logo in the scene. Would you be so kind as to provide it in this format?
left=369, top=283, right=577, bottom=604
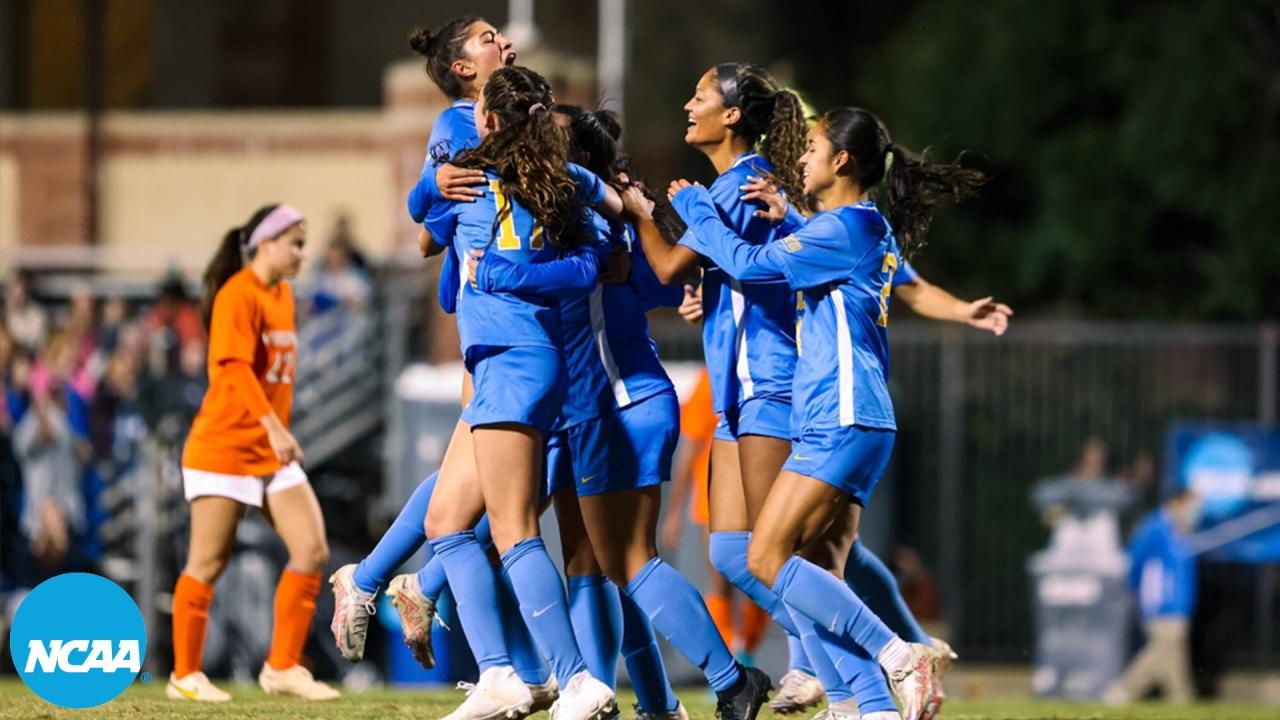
left=10, top=573, right=147, bottom=708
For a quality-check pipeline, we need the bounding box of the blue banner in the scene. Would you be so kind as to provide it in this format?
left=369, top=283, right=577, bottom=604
left=1164, top=423, right=1280, bottom=562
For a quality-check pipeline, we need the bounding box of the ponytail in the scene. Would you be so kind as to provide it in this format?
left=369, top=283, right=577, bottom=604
left=712, top=64, right=810, bottom=209
left=820, top=107, right=984, bottom=258
left=453, top=67, right=587, bottom=250
left=201, top=204, right=277, bottom=329
left=760, top=89, right=807, bottom=208
left=881, top=142, right=984, bottom=258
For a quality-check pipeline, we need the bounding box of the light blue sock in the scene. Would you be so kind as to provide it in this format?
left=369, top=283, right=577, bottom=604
left=428, top=530, right=511, bottom=672
left=848, top=643, right=897, bottom=716
left=709, top=531, right=858, bottom=699
left=624, top=557, right=740, bottom=693
left=789, top=607, right=854, bottom=703
left=787, top=634, right=815, bottom=675
left=353, top=470, right=437, bottom=593
left=620, top=592, right=679, bottom=713
left=788, top=606, right=893, bottom=713
left=708, top=531, right=801, bottom=636
left=846, top=539, right=931, bottom=644
left=501, top=537, right=588, bottom=685
left=567, top=575, right=622, bottom=688
left=499, top=566, right=553, bottom=685
left=418, top=512, right=495, bottom=602
left=772, top=556, right=896, bottom=657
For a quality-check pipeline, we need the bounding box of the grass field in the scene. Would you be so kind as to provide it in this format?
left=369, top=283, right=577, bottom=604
left=0, top=680, right=1275, bottom=720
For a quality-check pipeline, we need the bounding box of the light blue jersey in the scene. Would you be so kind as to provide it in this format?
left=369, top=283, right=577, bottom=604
left=676, top=189, right=898, bottom=433
left=592, top=215, right=682, bottom=408
left=428, top=164, right=606, bottom=357
left=407, top=99, right=479, bottom=314
left=674, top=152, right=797, bottom=416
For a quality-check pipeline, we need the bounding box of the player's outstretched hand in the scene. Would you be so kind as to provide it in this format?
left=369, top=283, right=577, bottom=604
left=436, top=163, right=487, bottom=202
left=740, top=175, right=788, bottom=222
left=621, top=185, right=655, bottom=220
left=667, top=179, right=698, bottom=201
left=965, top=296, right=1014, bottom=336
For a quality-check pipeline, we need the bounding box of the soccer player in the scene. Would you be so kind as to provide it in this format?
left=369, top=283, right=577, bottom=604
left=624, top=63, right=882, bottom=716
left=473, top=103, right=770, bottom=720
left=665, top=106, right=985, bottom=720
left=419, top=66, right=620, bottom=720
left=168, top=204, right=340, bottom=702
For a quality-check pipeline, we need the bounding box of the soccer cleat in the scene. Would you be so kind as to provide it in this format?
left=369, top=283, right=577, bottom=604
left=862, top=713, right=903, bottom=720
left=886, top=643, right=937, bottom=720
left=258, top=663, right=341, bottom=700
left=808, top=709, right=863, bottom=720
left=166, top=671, right=231, bottom=702
left=634, top=700, right=689, bottom=720
left=529, top=676, right=560, bottom=714
left=329, top=563, right=377, bottom=662
left=549, top=670, right=617, bottom=720
left=714, top=665, right=772, bottom=720
left=442, top=666, right=535, bottom=720
left=924, top=637, right=958, bottom=720
left=386, top=572, right=438, bottom=669
left=769, top=669, right=825, bottom=714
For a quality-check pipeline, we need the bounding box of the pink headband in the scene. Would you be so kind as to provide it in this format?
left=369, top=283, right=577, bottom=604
left=245, top=204, right=304, bottom=252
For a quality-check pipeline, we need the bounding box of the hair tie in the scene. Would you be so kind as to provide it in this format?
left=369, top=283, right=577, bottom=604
left=528, top=102, right=546, bottom=116
left=883, top=150, right=895, bottom=175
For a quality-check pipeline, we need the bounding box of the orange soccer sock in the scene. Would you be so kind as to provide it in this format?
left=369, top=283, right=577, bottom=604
left=740, top=600, right=772, bottom=654
left=706, top=591, right=736, bottom=652
left=266, top=568, right=322, bottom=670
left=172, top=573, right=215, bottom=679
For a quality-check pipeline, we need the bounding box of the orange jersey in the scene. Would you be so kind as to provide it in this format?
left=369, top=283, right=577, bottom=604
left=182, top=268, right=298, bottom=476
left=680, top=368, right=718, bottom=525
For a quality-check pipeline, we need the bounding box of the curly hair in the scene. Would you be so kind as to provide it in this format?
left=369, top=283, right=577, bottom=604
left=451, top=66, right=588, bottom=249
left=714, top=63, right=808, bottom=209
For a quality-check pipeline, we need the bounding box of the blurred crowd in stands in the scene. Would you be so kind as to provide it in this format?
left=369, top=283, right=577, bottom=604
left=0, top=218, right=372, bottom=602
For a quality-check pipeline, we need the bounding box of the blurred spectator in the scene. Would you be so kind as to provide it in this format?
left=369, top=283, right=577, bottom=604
left=146, top=274, right=204, bottom=357
left=2, top=272, right=47, bottom=354
left=892, top=545, right=941, bottom=622
left=1069, top=435, right=1109, bottom=480
left=1103, top=490, right=1201, bottom=704
left=11, top=332, right=92, bottom=579
left=99, top=296, right=131, bottom=354
left=308, top=213, right=371, bottom=315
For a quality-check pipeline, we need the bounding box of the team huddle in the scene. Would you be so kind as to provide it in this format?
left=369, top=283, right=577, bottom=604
left=163, top=13, right=1012, bottom=720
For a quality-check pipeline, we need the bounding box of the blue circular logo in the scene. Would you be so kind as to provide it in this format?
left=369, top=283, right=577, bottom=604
left=1183, top=433, right=1254, bottom=522
left=10, top=573, right=147, bottom=708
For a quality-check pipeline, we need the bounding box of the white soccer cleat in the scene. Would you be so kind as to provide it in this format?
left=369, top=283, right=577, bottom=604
left=166, top=671, right=231, bottom=702
left=258, top=663, right=342, bottom=701
left=386, top=572, right=438, bottom=669
left=809, top=708, right=863, bottom=720
left=862, top=713, right=903, bottom=720
left=769, top=669, right=825, bottom=714
left=634, top=700, right=689, bottom=720
left=529, top=675, right=560, bottom=714
left=329, top=563, right=377, bottom=662
left=443, top=666, right=535, bottom=720
left=924, top=637, right=957, bottom=720
left=886, top=643, right=937, bottom=720
left=549, top=670, right=617, bottom=720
